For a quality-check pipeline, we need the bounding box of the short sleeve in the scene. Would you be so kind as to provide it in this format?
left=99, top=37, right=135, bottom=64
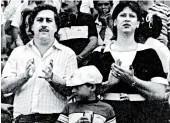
left=57, top=105, right=69, bottom=123
left=105, top=106, right=116, bottom=123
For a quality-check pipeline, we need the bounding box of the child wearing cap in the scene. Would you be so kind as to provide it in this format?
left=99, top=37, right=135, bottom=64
left=57, top=65, right=116, bottom=123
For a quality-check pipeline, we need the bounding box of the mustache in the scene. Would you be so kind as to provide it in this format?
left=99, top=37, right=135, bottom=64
left=39, top=27, right=49, bottom=32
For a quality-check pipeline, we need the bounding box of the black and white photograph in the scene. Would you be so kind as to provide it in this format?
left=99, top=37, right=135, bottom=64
left=1, top=0, right=170, bottom=123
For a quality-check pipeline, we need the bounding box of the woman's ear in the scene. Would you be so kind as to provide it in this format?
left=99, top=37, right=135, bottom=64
left=136, top=21, right=140, bottom=28
left=114, top=20, right=117, bottom=26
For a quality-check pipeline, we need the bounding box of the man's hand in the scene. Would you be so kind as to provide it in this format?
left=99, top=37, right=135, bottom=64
left=1, top=103, right=13, bottom=116
left=99, top=13, right=111, bottom=26
left=39, top=60, right=53, bottom=82
left=76, top=116, right=90, bottom=123
left=77, top=55, right=83, bottom=64
left=25, top=58, right=35, bottom=78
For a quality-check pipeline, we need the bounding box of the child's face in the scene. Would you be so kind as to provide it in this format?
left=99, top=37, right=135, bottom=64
left=72, top=84, right=91, bottom=102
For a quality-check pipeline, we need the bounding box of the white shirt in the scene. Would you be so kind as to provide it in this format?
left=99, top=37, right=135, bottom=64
left=2, top=39, right=77, bottom=118
left=80, top=0, right=94, bottom=14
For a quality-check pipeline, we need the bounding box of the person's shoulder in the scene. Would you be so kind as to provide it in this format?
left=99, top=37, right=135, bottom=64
left=11, top=45, right=26, bottom=54
left=79, top=12, right=94, bottom=20
left=59, top=43, right=76, bottom=55
left=137, top=43, right=159, bottom=57
left=97, top=100, right=113, bottom=110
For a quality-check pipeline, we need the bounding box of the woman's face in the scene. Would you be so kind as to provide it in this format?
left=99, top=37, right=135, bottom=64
left=114, top=7, right=139, bottom=34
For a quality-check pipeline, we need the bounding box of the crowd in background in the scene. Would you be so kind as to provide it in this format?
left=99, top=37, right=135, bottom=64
left=1, top=0, right=170, bottom=123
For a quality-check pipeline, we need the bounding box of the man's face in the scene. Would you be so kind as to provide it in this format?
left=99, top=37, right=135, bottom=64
left=95, top=1, right=112, bottom=15
left=72, top=84, right=91, bottom=102
left=32, top=10, right=57, bottom=44
left=61, top=0, right=76, bottom=13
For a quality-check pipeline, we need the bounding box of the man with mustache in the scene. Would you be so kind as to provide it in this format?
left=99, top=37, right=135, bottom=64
left=1, top=4, right=77, bottom=123
left=59, top=0, right=98, bottom=67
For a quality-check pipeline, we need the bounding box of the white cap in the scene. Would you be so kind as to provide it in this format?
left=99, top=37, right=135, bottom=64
left=66, top=65, right=103, bottom=86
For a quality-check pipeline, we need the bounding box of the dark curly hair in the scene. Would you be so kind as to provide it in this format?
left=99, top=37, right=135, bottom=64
left=19, top=8, right=32, bottom=44
left=112, top=1, right=143, bottom=42
left=28, top=4, right=60, bottom=40
left=138, top=10, right=162, bottom=43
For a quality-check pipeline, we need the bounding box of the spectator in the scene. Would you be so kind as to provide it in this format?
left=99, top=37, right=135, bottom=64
left=139, top=11, right=170, bottom=75
left=137, top=0, right=170, bottom=48
left=1, top=4, right=77, bottom=123
left=1, top=103, right=13, bottom=123
left=80, top=0, right=94, bottom=14
left=94, top=0, right=114, bottom=46
left=3, top=0, right=23, bottom=55
left=89, top=1, right=168, bottom=123
left=19, top=8, right=33, bottom=45
left=57, top=65, right=116, bottom=123
left=59, top=0, right=98, bottom=67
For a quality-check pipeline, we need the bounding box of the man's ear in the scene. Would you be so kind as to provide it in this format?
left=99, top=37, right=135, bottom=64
left=91, top=84, right=96, bottom=92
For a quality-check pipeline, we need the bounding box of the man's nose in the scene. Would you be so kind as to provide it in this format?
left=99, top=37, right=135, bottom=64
left=72, top=88, right=77, bottom=93
left=42, top=20, right=47, bottom=26
left=101, top=4, right=106, bottom=9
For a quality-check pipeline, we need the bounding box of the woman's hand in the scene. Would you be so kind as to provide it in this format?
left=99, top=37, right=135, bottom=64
left=111, top=63, right=135, bottom=86
left=108, top=59, right=122, bottom=85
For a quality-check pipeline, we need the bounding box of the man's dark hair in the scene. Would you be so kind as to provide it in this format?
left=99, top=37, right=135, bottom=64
left=93, top=0, right=113, bottom=9
left=28, top=4, right=60, bottom=39
left=112, top=1, right=142, bottom=42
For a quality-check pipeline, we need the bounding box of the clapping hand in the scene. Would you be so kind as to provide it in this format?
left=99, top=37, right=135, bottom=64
left=108, top=59, right=122, bottom=85
left=25, top=58, right=35, bottom=78
left=111, top=61, right=135, bottom=84
left=39, top=60, right=53, bottom=82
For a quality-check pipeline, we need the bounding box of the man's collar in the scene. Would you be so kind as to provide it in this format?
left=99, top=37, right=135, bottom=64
left=26, top=39, right=62, bottom=50
left=95, top=16, right=102, bottom=25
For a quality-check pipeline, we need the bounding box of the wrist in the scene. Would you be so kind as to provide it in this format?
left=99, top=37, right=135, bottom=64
left=21, top=73, right=29, bottom=81
left=131, top=77, right=137, bottom=87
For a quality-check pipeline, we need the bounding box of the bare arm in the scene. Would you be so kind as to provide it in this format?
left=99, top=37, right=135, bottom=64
left=131, top=76, right=167, bottom=100
left=78, top=36, right=97, bottom=58
left=49, top=74, right=72, bottom=96
left=1, top=73, right=30, bottom=94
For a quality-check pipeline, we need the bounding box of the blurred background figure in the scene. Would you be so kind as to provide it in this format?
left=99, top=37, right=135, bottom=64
left=59, top=0, right=98, bottom=67
left=19, top=8, right=33, bottom=45
left=138, top=11, right=170, bottom=75
left=137, top=0, right=170, bottom=49
left=94, top=0, right=114, bottom=46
